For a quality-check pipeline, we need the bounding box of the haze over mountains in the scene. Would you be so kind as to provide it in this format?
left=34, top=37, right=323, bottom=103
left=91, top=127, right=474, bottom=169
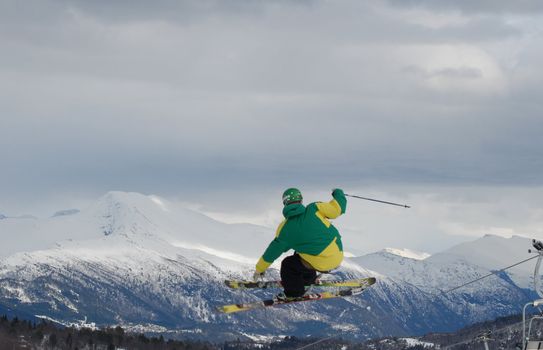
left=0, top=191, right=539, bottom=340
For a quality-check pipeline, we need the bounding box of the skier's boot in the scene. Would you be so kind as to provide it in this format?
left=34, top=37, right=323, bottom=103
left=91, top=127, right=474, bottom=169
left=274, top=292, right=301, bottom=302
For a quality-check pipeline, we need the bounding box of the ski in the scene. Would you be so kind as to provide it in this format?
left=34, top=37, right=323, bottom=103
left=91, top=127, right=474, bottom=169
left=224, top=277, right=376, bottom=290
left=217, top=285, right=373, bottom=314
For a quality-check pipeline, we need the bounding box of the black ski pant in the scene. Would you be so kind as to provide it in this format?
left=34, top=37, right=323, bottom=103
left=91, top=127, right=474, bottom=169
left=281, top=254, right=317, bottom=297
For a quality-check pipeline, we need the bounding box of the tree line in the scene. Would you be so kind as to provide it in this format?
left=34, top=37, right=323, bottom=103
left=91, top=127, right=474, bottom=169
left=0, top=315, right=214, bottom=350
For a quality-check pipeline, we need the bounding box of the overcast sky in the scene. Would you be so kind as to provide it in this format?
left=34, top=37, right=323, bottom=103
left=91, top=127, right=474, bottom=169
left=1, top=0, right=543, bottom=254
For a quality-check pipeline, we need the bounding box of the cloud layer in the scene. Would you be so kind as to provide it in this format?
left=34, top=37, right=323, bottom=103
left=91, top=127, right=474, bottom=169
left=1, top=0, right=542, bottom=251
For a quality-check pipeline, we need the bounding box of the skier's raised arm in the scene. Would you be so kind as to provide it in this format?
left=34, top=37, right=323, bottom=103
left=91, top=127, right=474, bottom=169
left=315, top=188, right=347, bottom=219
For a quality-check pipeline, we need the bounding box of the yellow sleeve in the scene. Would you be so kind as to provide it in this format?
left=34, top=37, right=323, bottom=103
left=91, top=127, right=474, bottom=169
left=275, top=220, right=287, bottom=237
left=316, top=200, right=342, bottom=219
left=255, top=220, right=288, bottom=273
left=256, top=257, right=271, bottom=273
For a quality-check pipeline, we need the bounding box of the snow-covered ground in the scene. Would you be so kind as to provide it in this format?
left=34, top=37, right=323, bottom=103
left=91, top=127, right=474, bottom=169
left=400, top=338, right=435, bottom=348
left=381, top=248, right=431, bottom=260
left=351, top=234, right=538, bottom=291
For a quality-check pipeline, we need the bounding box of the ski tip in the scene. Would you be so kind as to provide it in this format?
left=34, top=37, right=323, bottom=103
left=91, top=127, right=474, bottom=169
left=217, top=304, right=246, bottom=314
left=216, top=306, right=228, bottom=313
left=367, top=277, right=377, bottom=285
left=224, top=280, right=239, bottom=289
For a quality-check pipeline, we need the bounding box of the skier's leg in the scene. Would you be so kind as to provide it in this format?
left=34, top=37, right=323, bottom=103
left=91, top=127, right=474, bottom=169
left=302, top=268, right=317, bottom=286
left=280, top=254, right=306, bottom=297
left=298, top=256, right=318, bottom=286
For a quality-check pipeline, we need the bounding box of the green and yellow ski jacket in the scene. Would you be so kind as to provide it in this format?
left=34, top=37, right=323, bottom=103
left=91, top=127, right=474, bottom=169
left=256, top=189, right=347, bottom=273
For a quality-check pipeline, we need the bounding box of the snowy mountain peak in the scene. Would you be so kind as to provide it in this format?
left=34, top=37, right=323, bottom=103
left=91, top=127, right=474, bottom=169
left=84, top=191, right=272, bottom=261
left=0, top=213, right=6, bottom=220
left=89, top=191, right=169, bottom=237
left=96, top=191, right=164, bottom=209
left=433, top=234, right=531, bottom=262
left=381, top=247, right=430, bottom=260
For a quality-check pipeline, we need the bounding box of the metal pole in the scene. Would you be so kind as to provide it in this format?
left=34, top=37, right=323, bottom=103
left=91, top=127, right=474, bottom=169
left=524, top=302, right=531, bottom=350
left=533, top=248, right=543, bottom=298
left=528, top=316, right=543, bottom=348
left=344, top=194, right=411, bottom=208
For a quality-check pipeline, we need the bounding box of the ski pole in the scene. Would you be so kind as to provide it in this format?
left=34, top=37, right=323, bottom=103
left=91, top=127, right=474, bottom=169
left=344, top=194, right=411, bottom=208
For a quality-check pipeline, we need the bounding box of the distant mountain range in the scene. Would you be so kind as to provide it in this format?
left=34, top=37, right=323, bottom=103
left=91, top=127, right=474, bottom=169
left=0, top=191, right=539, bottom=341
left=51, top=209, right=80, bottom=218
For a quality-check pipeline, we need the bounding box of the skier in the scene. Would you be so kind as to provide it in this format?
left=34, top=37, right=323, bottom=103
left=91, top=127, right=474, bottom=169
left=253, top=188, right=347, bottom=300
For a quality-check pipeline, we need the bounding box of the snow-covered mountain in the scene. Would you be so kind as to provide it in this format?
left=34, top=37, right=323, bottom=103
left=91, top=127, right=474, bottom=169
left=381, top=247, right=430, bottom=260
left=352, top=234, right=536, bottom=291
left=0, top=192, right=539, bottom=340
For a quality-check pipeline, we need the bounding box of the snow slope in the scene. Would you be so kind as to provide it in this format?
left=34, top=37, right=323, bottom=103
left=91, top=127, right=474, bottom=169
left=428, top=234, right=536, bottom=287
left=352, top=234, right=537, bottom=291
left=0, top=192, right=272, bottom=263
left=382, top=248, right=430, bottom=260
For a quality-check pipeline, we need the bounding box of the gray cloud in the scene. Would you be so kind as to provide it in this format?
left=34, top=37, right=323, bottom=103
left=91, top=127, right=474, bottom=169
left=387, top=0, right=543, bottom=14
left=0, top=0, right=542, bottom=234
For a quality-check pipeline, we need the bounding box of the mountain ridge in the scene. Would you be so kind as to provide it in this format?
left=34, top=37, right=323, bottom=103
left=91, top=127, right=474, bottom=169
left=0, top=191, right=539, bottom=340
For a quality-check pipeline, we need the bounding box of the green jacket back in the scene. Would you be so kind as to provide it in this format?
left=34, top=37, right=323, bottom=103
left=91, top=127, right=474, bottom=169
left=256, top=189, right=347, bottom=273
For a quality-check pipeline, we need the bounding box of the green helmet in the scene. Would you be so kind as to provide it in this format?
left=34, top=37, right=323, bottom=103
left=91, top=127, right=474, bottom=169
left=282, top=188, right=303, bottom=206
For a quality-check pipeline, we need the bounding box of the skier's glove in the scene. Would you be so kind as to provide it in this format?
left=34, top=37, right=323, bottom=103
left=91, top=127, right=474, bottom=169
left=253, top=270, right=265, bottom=282
left=332, top=188, right=344, bottom=197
